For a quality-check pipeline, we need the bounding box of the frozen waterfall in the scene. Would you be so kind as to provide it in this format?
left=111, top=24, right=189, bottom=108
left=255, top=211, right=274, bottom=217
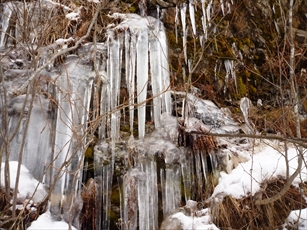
left=0, top=2, right=227, bottom=229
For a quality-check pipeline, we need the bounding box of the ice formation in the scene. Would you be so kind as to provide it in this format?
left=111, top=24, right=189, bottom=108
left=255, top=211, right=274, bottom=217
left=0, top=2, right=13, bottom=47
left=0, top=1, right=249, bottom=229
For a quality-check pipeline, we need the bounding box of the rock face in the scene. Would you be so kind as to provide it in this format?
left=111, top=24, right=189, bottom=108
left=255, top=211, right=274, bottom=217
left=155, top=0, right=307, bottom=109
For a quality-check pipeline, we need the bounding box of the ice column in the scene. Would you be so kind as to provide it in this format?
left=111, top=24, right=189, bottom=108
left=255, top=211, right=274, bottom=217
left=136, top=29, right=149, bottom=139
left=50, top=59, right=94, bottom=218
left=125, top=31, right=137, bottom=134
left=108, top=36, right=122, bottom=143
left=122, top=169, right=139, bottom=230
left=149, top=31, right=163, bottom=128
left=159, top=27, right=172, bottom=115
left=5, top=95, right=51, bottom=181
left=138, top=156, right=158, bottom=230
left=161, top=162, right=181, bottom=217
left=94, top=142, right=113, bottom=230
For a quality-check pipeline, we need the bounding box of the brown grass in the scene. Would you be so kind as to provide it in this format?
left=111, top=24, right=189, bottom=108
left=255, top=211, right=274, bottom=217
left=211, top=179, right=307, bottom=230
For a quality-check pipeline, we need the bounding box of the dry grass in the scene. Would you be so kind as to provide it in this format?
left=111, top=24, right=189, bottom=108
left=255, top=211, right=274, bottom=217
left=211, top=179, right=307, bottom=230
left=0, top=188, right=48, bottom=229
left=250, top=106, right=307, bottom=138
left=80, top=178, right=97, bottom=230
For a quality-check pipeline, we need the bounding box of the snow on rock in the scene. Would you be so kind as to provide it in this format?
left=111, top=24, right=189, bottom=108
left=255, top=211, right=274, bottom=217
left=27, top=210, right=77, bottom=230
left=161, top=208, right=218, bottom=230
left=1, top=161, right=47, bottom=204
left=211, top=145, right=306, bottom=201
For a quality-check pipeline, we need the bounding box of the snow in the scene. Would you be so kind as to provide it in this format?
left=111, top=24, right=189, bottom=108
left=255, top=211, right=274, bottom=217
left=212, top=145, right=305, bottom=199
left=172, top=209, right=218, bottom=230
left=1, top=161, right=47, bottom=204
left=28, top=210, right=77, bottom=230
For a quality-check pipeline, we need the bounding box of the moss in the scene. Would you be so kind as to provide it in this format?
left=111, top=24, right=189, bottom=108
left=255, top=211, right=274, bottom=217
left=111, top=187, right=120, bottom=204
left=128, top=6, right=137, bottom=13
left=236, top=76, right=247, bottom=98
left=84, top=146, right=94, bottom=159
left=243, top=38, right=251, bottom=46
left=249, top=84, right=257, bottom=94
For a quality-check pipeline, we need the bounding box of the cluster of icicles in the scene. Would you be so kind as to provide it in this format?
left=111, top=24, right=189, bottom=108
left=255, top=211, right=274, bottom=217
left=0, top=0, right=238, bottom=229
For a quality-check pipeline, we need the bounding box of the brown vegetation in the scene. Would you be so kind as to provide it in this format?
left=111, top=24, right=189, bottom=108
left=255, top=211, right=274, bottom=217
left=212, top=179, right=307, bottom=230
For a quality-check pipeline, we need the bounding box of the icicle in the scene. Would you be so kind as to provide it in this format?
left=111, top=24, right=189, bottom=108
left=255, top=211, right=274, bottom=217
left=274, top=20, right=280, bottom=34
left=108, top=35, right=122, bottom=142
left=194, top=148, right=204, bottom=199
left=50, top=77, right=74, bottom=217
left=94, top=142, right=113, bottom=230
left=125, top=30, right=137, bottom=135
left=137, top=156, right=158, bottom=230
left=50, top=59, right=94, bottom=219
left=159, top=26, right=172, bottom=115
left=163, top=163, right=181, bottom=216
left=224, top=60, right=237, bottom=94
left=136, top=29, right=149, bottom=139
left=240, top=97, right=255, bottom=134
left=220, top=0, right=225, bottom=16
left=122, top=169, right=139, bottom=230
left=189, top=0, right=196, bottom=36
left=180, top=148, right=192, bottom=202
left=0, top=2, right=13, bottom=47
left=149, top=29, right=162, bottom=128
left=180, top=4, right=187, bottom=64
left=99, top=82, right=110, bottom=139
left=227, top=2, right=231, bottom=14
left=175, top=6, right=179, bottom=44
left=206, top=0, right=213, bottom=22
left=201, top=0, right=208, bottom=40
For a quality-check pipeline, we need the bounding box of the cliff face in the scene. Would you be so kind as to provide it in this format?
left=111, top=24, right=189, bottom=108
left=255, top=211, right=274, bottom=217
left=151, top=0, right=307, bottom=106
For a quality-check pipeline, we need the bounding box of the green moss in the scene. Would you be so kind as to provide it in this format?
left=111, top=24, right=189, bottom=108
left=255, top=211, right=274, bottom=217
left=128, top=6, right=137, bottom=13
left=109, top=209, right=117, bottom=221
left=237, top=76, right=247, bottom=97
left=243, top=38, right=251, bottom=46
left=249, top=85, right=257, bottom=94
left=111, top=187, right=120, bottom=204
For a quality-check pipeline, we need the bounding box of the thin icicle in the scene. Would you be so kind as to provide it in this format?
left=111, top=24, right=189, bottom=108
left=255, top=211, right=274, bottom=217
left=224, top=60, right=237, bottom=94
left=201, top=0, right=208, bottom=40
left=180, top=4, right=187, bottom=64
left=206, top=0, right=213, bottom=22
left=189, top=0, right=196, bottom=36
left=220, top=0, right=225, bottom=16
left=175, top=6, right=179, bottom=43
